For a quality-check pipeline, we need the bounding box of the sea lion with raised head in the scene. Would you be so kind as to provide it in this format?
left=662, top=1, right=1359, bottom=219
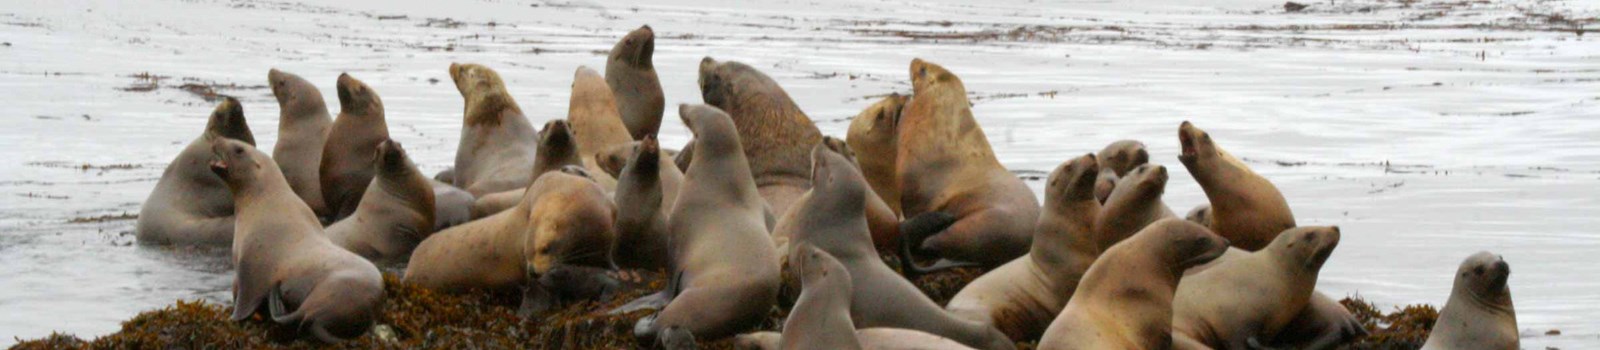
left=136, top=97, right=254, bottom=245
left=1177, top=121, right=1296, bottom=251
left=1183, top=247, right=1367, bottom=349
left=449, top=63, right=540, bottom=196
left=612, top=135, right=683, bottom=270
left=567, top=66, right=631, bottom=190
left=896, top=59, right=1039, bottom=268
left=319, top=73, right=389, bottom=220
left=1421, top=252, right=1517, bottom=350
left=1093, top=140, right=1147, bottom=203
left=211, top=137, right=383, bottom=343
left=813, top=136, right=902, bottom=251
left=322, top=139, right=436, bottom=265
left=471, top=119, right=584, bottom=219
left=1037, top=219, right=1230, bottom=350
left=1172, top=226, right=1342, bottom=349
left=607, top=25, right=665, bottom=141
left=698, top=57, right=823, bottom=219
left=1093, top=163, right=1177, bottom=252
left=846, top=93, right=908, bottom=216
left=267, top=69, right=332, bottom=218
left=946, top=154, right=1102, bottom=341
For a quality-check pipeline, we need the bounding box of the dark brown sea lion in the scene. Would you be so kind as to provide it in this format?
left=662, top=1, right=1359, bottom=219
left=319, top=73, right=389, bottom=220
left=322, top=139, right=435, bottom=265
left=846, top=94, right=908, bottom=216
left=1177, top=121, right=1296, bottom=251
left=607, top=25, right=665, bottom=141
left=698, top=57, right=822, bottom=219
left=1421, top=252, right=1517, bottom=350
left=137, top=97, right=254, bottom=245
left=1172, top=226, right=1342, bottom=349
left=449, top=63, right=539, bottom=197
left=268, top=69, right=332, bottom=218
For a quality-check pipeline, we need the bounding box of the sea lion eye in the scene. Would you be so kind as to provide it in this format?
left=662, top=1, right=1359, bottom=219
left=919, top=67, right=928, bottom=77
left=1473, top=266, right=1485, bottom=275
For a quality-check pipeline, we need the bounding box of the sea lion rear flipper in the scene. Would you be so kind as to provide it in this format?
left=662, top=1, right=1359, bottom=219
left=267, top=284, right=304, bottom=324
left=660, top=326, right=698, bottom=350
left=896, top=211, right=961, bottom=277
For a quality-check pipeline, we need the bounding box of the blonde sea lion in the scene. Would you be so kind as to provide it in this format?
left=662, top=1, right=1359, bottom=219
left=612, top=135, right=682, bottom=270
left=846, top=93, right=908, bottom=216
left=211, top=137, right=383, bottom=343
left=566, top=66, right=630, bottom=189
left=1421, top=252, right=1517, bottom=350
left=1177, top=121, right=1296, bottom=251
left=1093, top=140, right=1147, bottom=203
left=319, top=73, right=389, bottom=220
left=136, top=97, right=254, bottom=245
left=1184, top=248, right=1366, bottom=349
left=471, top=119, right=584, bottom=219
left=449, top=63, right=540, bottom=196
left=698, top=57, right=822, bottom=219
left=1172, top=226, right=1342, bottom=349
left=607, top=25, right=665, bottom=140
left=267, top=69, right=332, bottom=218
left=896, top=59, right=1039, bottom=268
left=1037, top=219, right=1230, bottom=350
left=1093, top=163, right=1177, bottom=252
left=946, top=154, right=1102, bottom=341
left=322, top=139, right=436, bottom=265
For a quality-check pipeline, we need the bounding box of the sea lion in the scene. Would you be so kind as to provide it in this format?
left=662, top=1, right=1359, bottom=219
left=211, top=137, right=383, bottom=343
left=846, top=93, right=908, bottom=216
left=698, top=57, right=822, bottom=219
left=1172, top=226, right=1342, bottom=349
left=322, top=139, right=436, bottom=265
left=449, top=63, right=540, bottom=196
left=1184, top=204, right=1212, bottom=228
left=595, top=141, right=681, bottom=179
left=1092, top=163, right=1177, bottom=252
left=612, top=135, right=683, bottom=270
left=735, top=329, right=975, bottom=350
left=781, top=145, right=1014, bottom=350
left=607, top=25, right=665, bottom=141
left=566, top=66, right=630, bottom=190
left=1184, top=248, right=1366, bottom=349
left=1421, top=252, right=1517, bottom=350
left=813, top=136, right=902, bottom=250
left=319, top=73, right=389, bottom=220
left=404, top=171, right=617, bottom=315
left=945, top=154, right=1102, bottom=341
left=1094, top=140, right=1147, bottom=203
left=1177, top=121, right=1296, bottom=251
left=136, top=97, right=254, bottom=245
left=471, top=119, right=584, bottom=219
left=1037, top=219, right=1230, bottom=350
left=896, top=59, right=1039, bottom=268
left=267, top=69, right=332, bottom=218
left=626, top=104, right=780, bottom=345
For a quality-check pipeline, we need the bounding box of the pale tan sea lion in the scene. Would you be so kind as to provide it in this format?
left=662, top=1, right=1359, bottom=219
left=698, top=57, right=822, bottom=219
left=267, top=69, right=332, bottom=218
left=319, top=73, right=389, bottom=220
left=471, top=119, right=584, bottom=219
left=449, top=63, right=539, bottom=197
left=814, top=136, right=902, bottom=251
left=1037, top=219, right=1229, bottom=350
left=322, top=139, right=435, bottom=265
left=567, top=65, right=630, bottom=190
left=896, top=59, right=1039, bottom=268
left=1178, top=121, right=1296, bottom=251
left=1421, top=252, right=1517, bottom=350
left=136, top=97, right=254, bottom=245
left=946, top=154, right=1102, bottom=341
left=1172, top=226, right=1342, bottom=349
left=1094, top=140, right=1147, bottom=203
left=429, top=179, right=474, bottom=231
left=612, top=135, right=682, bottom=270
left=1092, top=163, right=1177, bottom=252
left=1184, top=248, right=1366, bottom=349
left=846, top=93, right=908, bottom=216
left=607, top=25, right=665, bottom=141
left=211, top=137, right=383, bottom=343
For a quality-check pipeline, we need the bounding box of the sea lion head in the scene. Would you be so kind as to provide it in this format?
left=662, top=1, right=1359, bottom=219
left=1177, top=121, right=1218, bottom=168
left=1098, top=140, right=1149, bottom=177
left=202, top=96, right=255, bottom=146
left=818, top=136, right=856, bottom=163
left=595, top=141, right=642, bottom=179
left=535, top=119, right=579, bottom=172
left=1455, top=251, right=1512, bottom=306
left=1118, top=163, right=1169, bottom=200
left=1130, top=219, right=1230, bottom=273
left=1268, top=226, right=1342, bottom=271
left=610, top=25, right=655, bottom=68
left=696, top=57, right=756, bottom=110
left=449, top=63, right=519, bottom=126
left=373, top=139, right=436, bottom=238
left=1094, top=171, right=1117, bottom=204
left=809, top=142, right=867, bottom=215
left=678, top=104, right=740, bottom=157
left=267, top=69, right=326, bottom=117
left=208, top=137, right=267, bottom=188
left=850, top=93, right=908, bottom=136
left=624, top=136, right=662, bottom=177
left=1047, top=153, right=1101, bottom=203
left=909, top=58, right=964, bottom=96
left=335, top=73, right=383, bottom=117
left=790, top=243, right=849, bottom=289
left=374, top=138, right=414, bottom=175
left=526, top=173, right=618, bottom=275
left=1185, top=204, right=1213, bottom=227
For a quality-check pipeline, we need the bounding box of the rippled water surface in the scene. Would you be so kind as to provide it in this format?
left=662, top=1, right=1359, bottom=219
left=3, top=0, right=1597, bottom=346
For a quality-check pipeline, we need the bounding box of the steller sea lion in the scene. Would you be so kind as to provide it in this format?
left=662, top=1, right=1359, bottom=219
left=698, top=57, right=822, bottom=219
left=1421, top=252, right=1517, bottom=350
left=319, top=73, right=389, bottom=220
left=1178, top=121, right=1295, bottom=251
left=607, top=25, right=665, bottom=141
left=1037, top=219, right=1230, bottom=350
left=594, top=140, right=680, bottom=179
left=449, top=63, right=540, bottom=197
left=1183, top=247, right=1367, bottom=349
left=624, top=104, right=780, bottom=346
left=136, top=97, right=254, bottom=245
left=1093, top=140, right=1147, bottom=203
left=267, top=69, right=332, bottom=218
left=429, top=179, right=474, bottom=231
left=1093, top=163, right=1177, bottom=252
left=612, top=135, right=682, bottom=270
left=322, top=139, right=436, bottom=265
left=846, top=93, right=908, bottom=216
left=1172, top=226, right=1342, bottom=349
left=567, top=66, right=630, bottom=189
left=813, top=136, right=902, bottom=251
left=946, top=154, right=1102, bottom=341
left=896, top=59, right=1039, bottom=268
left=211, top=137, right=383, bottom=343
left=471, top=119, right=584, bottom=219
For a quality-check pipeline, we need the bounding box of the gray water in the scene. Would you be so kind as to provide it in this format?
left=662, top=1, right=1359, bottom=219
left=2, top=0, right=1597, bottom=347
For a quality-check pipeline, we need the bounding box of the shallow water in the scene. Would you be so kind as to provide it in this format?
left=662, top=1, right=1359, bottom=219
left=2, top=0, right=1597, bottom=346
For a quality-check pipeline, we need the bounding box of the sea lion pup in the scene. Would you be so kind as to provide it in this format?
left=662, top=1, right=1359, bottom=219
left=211, top=137, right=383, bottom=343
left=429, top=180, right=474, bottom=231
left=896, top=59, right=1040, bottom=269
left=1171, top=226, right=1342, bottom=349
left=607, top=25, right=665, bottom=140
left=782, top=145, right=1015, bottom=350
left=846, top=93, right=908, bottom=216
left=1422, top=252, right=1517, bottom=350
left=1177, top=121, right=1295, bottom=251
left=612, top=135, right=683, bottom=270
left=1184, top=204, right=1212, bottom=228
left=567, top=66, right=631, bottom=189
left=471, top=119, right=584, bottom=219
left=319, top=73, right=389, bottom=220
left=403, top=171, right=617, bottom=315
left=698, top=57, right=823, bottom=218
left=268, top=69, right=332, bottom=218
left=624, top=104, right=780, bottom=347
left=449, top=63, right=540, bottom=197
left=1037, top=219, right=1230, bottom=350
left=1092, top=163, right=1177, bottom=252
left=136, top=97, right=254, bottom=245
left=1094, top=140, right=1147, bottom=203
left=946, top=154, right=1102, bottom=341
left=322, top=139, right=436, bottom=265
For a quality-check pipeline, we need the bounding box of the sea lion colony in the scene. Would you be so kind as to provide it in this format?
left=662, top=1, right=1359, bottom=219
left=130, top=24, right=1519, bottom=349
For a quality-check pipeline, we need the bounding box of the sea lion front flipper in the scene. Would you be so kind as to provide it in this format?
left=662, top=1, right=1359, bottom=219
left=229, top=255, right=272, bottom=321
left=608, top=270, right=680, bottom=314
left=518, top=281, right=556, bottom=318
